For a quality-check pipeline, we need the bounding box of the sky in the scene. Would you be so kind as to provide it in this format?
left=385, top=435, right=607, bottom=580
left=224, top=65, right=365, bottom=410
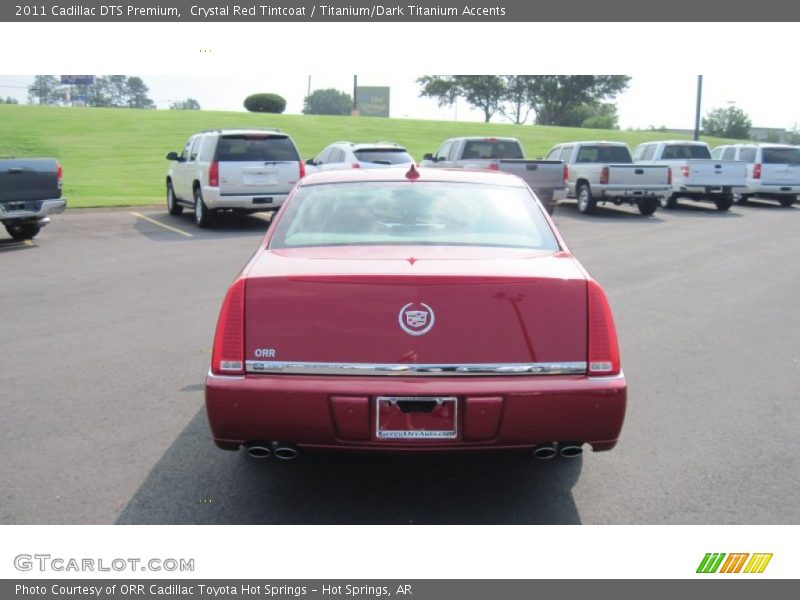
left=0, top=73, right=797, bottom=131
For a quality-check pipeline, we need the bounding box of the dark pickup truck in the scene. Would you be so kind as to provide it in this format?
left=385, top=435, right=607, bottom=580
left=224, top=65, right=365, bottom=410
left=0, top=158, right=66, bottom=239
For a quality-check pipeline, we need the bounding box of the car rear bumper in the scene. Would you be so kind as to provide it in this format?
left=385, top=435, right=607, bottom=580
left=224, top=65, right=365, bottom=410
left=599, top=186, right=671, bottom=199
left=0, top=198, right=66, bottom=221
left=743, top=182, right=800, bottom=195
left=205, top=371, right=627, bottom=453
left=202, top=186, right=288, bottom=211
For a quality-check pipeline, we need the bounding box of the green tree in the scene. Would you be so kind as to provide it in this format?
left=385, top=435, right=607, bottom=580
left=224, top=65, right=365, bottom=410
left=0, top=96, right=20, bottom=104
left=702, top=106, right=752, bottom=139
left=417, top=75, right=506, bottom=122
left=526, top=76, right=631, bottom=126
left=244, top=93, right=286, bottom=113
left=302, top=88, right=352, bottom=116
left=27, top=76, right=66, bottom=105
left=170, top=98, right=201, bottom=110
left=560, top=102, right=620, bottom=129
left=125, top=77, right=155, bottom=109
left=500, top=75, right=534, bottom=124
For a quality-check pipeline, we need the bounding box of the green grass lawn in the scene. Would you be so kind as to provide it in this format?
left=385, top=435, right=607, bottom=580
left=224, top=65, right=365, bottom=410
left=0, top=104, right=744, bottom=208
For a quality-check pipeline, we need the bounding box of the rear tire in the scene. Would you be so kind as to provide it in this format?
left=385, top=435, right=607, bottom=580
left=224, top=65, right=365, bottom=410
left=166, top=181, right=182, bottom=216
left=660, top=194, right=678, bottom=209
left=194, top=186, right=213, bottom=228
left=714, top=196, right=733, bottom=211
left=576, top=184, right=596, bottom=214
left=638, top=197, right=659, bottom=216
left=779, top=196, right=795, bottom=207
left=5, top=222, right=41, bottom=240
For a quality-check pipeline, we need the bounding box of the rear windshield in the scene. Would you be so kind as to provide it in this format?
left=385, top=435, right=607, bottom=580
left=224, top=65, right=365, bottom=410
left=762, top=147, right=800, bottom=165
left=216, top=135, right=299, bottom=162
left=575, top=145, right=632, bottom=163
left=661, top=144, right=711, bottom=159
left=462, top=140, right=524, bottom=160
left=354, top=149, right=414, bottom=165
left=269, top=182, right=558, bottom=251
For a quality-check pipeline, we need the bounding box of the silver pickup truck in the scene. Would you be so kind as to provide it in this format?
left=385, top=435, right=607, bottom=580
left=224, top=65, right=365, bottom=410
left=0, top=158, right=66, bottom=239
left=419, top=137, right=567, bottom=214
left=546, top=141, right=671, bottom=215
left=632, top=140, right=745, bottom=211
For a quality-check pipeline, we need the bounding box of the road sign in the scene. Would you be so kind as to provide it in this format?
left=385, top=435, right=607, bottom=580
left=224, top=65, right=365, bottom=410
left=356, top=86, right=390, bottom=118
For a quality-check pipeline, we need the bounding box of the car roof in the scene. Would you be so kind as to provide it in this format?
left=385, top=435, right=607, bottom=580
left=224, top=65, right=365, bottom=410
left=574, top=140, right=629, bottom=146
left=648, top=140, right=709, bottom=145
left=205, top=128, right=286, bottom=136
left=328, top=141, right=407, bottom=150
left=299, top=166, right=528, bottom=187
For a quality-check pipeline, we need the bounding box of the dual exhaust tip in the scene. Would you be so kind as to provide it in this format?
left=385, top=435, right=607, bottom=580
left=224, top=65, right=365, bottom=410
left=245, top=441, right=298, bottom=460
left=533, top=442, right=583, bottom=459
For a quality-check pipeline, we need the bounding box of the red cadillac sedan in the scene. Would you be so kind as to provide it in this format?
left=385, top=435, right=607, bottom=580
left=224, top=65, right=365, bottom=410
left=205, top=166, right=626, bottom=460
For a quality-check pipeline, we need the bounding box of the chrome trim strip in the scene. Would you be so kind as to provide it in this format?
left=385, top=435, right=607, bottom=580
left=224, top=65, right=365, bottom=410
left=245, top=360, right=587, bottom=377
left=206, top=369, right=246, bottom=381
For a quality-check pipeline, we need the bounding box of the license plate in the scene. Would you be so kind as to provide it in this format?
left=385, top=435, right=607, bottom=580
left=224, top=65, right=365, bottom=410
left=376, top=396, right=458, bottom=439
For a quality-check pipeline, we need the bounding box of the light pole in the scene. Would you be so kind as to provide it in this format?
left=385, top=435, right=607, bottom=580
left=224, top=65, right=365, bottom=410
left=693, top=75, right=703, bottom=141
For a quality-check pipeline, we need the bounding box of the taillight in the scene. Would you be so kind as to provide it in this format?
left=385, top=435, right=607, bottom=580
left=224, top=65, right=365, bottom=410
left=753, top=163, right=762, bottom=179
left=587, top=279, right=621, bottom=377
left=680, top=165, right=690, bottom=178
left=351, top=163, right=361, bottom=169
left=211, top=278, right=245, bottom=375
left=56, top=163, right=63, bottom=189
left=563, top=164, right=569, bottom=184
left=298, top=160, right=306, bottom=179
left=600, top=166, right=609, bottom=184
left=667, top=167, right=672, bottom=185
left=209, top=161, right=219, bottom=187
left=488, top=162, right=499, bottom=171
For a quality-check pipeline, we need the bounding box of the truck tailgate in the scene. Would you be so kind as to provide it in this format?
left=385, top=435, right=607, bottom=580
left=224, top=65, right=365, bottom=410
left=0, top=159, right=60, bottom=203
left=496, top=159, right=565, bottom=193
left=608, top=164, right=669, bottom=187
left=683, top=160, right=746, bottom=186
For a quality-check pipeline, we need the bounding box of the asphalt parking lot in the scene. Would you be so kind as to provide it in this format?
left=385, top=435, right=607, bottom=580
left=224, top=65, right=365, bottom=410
left=1, top=198, right=798, bottom=524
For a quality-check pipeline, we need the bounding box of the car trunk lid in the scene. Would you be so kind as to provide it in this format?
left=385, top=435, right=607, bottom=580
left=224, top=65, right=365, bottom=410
left=243, top=247, right=587, bottom=368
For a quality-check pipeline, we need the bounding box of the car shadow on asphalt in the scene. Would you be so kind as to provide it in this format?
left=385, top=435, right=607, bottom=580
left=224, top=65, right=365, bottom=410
left=116, top=408, right=583, bottom=525
left=554, top=201, right=665, bottom=223
left=658, top=202, right=743, bottom=218
left=735, top=199, right=796, bottom=210
left=133, top=212, right=273, bottom=241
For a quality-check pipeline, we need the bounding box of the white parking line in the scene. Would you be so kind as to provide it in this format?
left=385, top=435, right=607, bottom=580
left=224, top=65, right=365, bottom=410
left=131, top=212, right=193, bottom=237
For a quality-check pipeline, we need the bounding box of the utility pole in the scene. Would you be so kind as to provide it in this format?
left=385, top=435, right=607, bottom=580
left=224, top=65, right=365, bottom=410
left=694, top=75, right=703, bottom=141
left=353, top=75, right=358, bottom=112
left=307, top=75, right=311, bottom=98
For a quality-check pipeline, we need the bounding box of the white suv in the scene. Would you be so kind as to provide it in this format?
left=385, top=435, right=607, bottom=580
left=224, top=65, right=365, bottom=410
left=165, top=128, right=304, bottom=227
left=711, top=143, right=800, bottom=207
left=306, top=141, right=415, bottom=172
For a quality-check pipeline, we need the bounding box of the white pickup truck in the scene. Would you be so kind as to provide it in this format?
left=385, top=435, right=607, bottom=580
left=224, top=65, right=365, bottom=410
left=632, top=140, right=745, bottom=211
left=546, top=141, right=671, bottom=215
left=419, top=137, right=567, bottom=214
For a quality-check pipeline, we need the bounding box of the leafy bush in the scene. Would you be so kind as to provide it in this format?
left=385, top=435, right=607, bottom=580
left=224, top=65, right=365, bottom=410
left=244, top=93, right=286, bottom=114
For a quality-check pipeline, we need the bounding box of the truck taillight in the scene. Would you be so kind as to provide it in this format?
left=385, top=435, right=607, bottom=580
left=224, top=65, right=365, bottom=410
left=209, top=161, right=219, bottom=187
left=600, top=166, right=609, bottom=184
left=488, top=163, right=499, bottom=171
left=352, top=163, right=361, bottom=169
left=298, top=160, right=306, bottom=179
left=681, top=165, right=690, bottom=178
left=753, top=163, right=762, bottom=179
left=211, top=278, right=246, bottom=376
left=667, top=167, right=672, bottom=185
left=56, top=163, right=63, bottom=188
left=587, top=279, right=621, bottom=377
left=563, top=164, right=569, bottom=184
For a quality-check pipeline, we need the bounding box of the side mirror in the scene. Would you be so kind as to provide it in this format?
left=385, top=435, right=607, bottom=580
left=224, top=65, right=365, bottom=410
left=165, top=152, right=180, bottom=161
left=422, top=153, right=434, bottom=161
left=305, top=158, right=316, bottom=166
